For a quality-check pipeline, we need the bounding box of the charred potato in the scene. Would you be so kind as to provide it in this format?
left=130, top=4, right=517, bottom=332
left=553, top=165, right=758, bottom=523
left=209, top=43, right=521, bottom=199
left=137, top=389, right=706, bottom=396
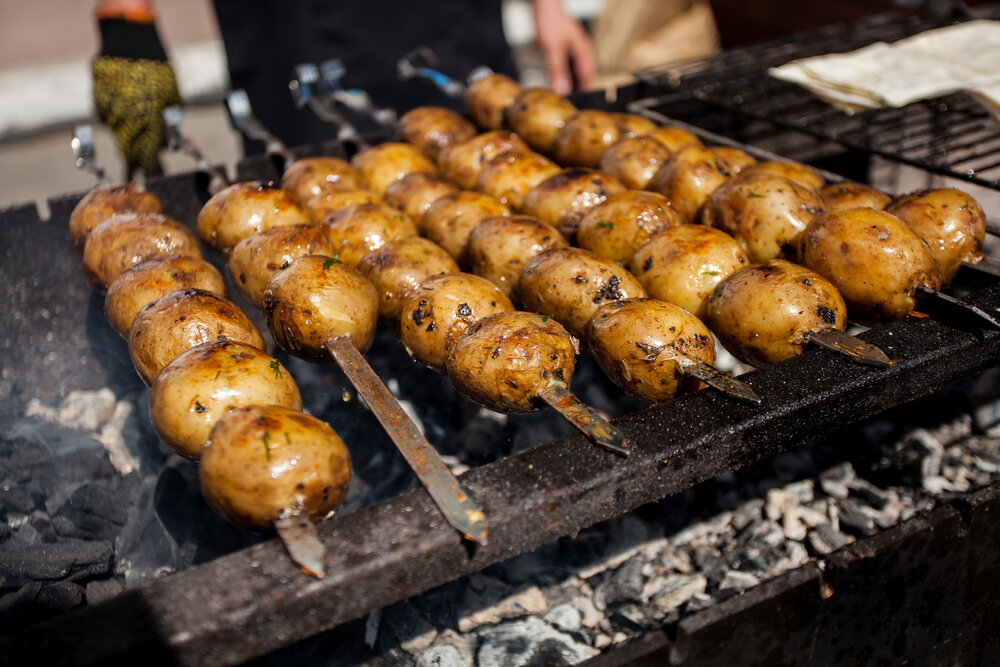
left=358, top=236, right=460, bottom=325
left=799, top=207, right=943, bottom=324
left=466, top=73, right=522, bottom=130
left=304, top=189, right=382, bottom=224
left=709, top=146, right=757, bottom=174
left=129, top=289, right=265, bottom=385
left=228, top=225, right=333, bottom=305
left=464, top=215, right=569, bottom=299
left=707, top=260, right=847, bottom=367
left=599, top=136, right=672, bottom=191
left=149, top=341, right=302, bottom=460
left=83, top=212, right=202, bottom=290
left=476, top=151, right=562, bottom=210
left=438, top=130, right=530, bottom=190
left=446, top=311, right=576, bottom=413
left=614, top=113, right=659, bottom=138
left=398, top=106, right=477, bottom=163
left=69, top=183, right=163, bottom=251
left=738, top=161, right=824, bottom=191
left=196, top=181, right=309, bottom=253
left=281, top=157, right=363, bottom=205
left=818, top=182, right=891, bottom=212
left=577, top=191, right=685, bottom=264
left=200, top=405, right=351, bottom=533
left=504, top=88, right=577, bottom=153
left=383, top=170, right=459, bottom=221
left=521, top=168, right=626, bottom=239
left=648, top=146, right=733, bottom=222
left=552, top=110, right=622, bottom=168
left=352, top=142, right=435, bottom=195
left=323, top=202, right=418, bottom=267
left=587, top=298, right=715, bottom=402
left=420, top=191, right=511, bottom=262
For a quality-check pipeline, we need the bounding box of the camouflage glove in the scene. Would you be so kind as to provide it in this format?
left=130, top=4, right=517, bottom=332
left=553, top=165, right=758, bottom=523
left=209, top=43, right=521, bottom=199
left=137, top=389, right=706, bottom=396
left=92, top=16, right=180, bottom=176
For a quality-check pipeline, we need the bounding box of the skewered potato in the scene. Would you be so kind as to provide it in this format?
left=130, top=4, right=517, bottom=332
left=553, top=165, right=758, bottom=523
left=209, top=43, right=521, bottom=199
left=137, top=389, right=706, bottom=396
left=398, top=106, right=477, bottom=163
left=323, top=202, right=418, bottom=267
left=599, top=136, right=672, bottom=190
left=129, top=288, right=265, bottom=385
left=707, top=260, right=847, bottom=367
left=105, top=255, right=226, bottom=337
left=384, top=171, right=459, bottom=221
left=709, top=146, right=757, bottom=174
left=196, top=181, right=309, bottom=253
left=466, top=72, right=522, bottom=130
left=817, top=182, right=891, bottom=212
left=476, top=151, right=562, bottom=210
left=577, top=191, right=685, bottom=263
left=200, top=405, right=351, bottom=533
left=614, top=112, right=658, bottom=138
left=738, top=161, right=824, bottom=191
left=438, top=130, right=530, bottom=190
left=886, top=188, right=986, bottom=283
left=645, top=125, right=703, bottom=153
left=521, top=168, right=626, bottom=239
left=357, top=237, right=460, bottom=325
left=304, top=189, right=382, bottom=224
left=352, top=142, right=435, bottom=196
left=69, top=183, right=163, bottom=251
left=228, top=225, right=333, bottom=304
left=420, top=191, right=511, bottom=262
left=83, top=212, right=202, bottom=289
left=262, top=255, right=379, bottom=361
left=629, top=225, right=749, bottom=320
left=505, top=88, right=577, bottom=153
left=587, top=298, right=715, bottom=402
left=702, top=172, right=824, bottom=262
left=798, top=208, right=943, bottom=324
left=149, top=341, right=302, bottom=459
left=464, top=215, right=569, bottom=298
left=280, top=157, right=363, bottom=205
left=518, top=247, right=647, bottom=338
left=446, top=311, right=576, bottom=412
left=552, top=109, right=622, bottom=168
left=398, top=272, right=514, bottom=371
left=648, top=146, right=733, bottom=222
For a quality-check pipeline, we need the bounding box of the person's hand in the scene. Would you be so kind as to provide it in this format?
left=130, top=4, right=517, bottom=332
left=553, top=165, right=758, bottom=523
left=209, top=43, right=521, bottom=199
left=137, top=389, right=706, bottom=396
left=533, top=0, right=596, bottom=95
left=92, top=3, right=180, bottom=176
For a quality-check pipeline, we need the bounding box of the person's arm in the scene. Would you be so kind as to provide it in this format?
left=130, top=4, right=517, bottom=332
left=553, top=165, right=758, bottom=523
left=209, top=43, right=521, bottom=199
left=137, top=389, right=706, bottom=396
left=532, top=0, right=596, bottom=95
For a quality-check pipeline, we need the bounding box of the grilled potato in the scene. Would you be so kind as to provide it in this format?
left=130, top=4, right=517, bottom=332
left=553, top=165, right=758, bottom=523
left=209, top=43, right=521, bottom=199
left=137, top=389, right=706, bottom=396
left=304, top=189, right=382, bottom=224
left=521, top=168, right=626, bottom=239
left=466, top=73, right=522, bottom=130
left=384, top=170, right=459, bottom=222
left=709, top=146, right=757, bottom=174
left=504, top=88, right=577, bottom=153
left=281, top=157, right=363, bottom=205
left=420, top=191, right=511, bottom=262
left=228, top=224, right=333, bottom=305
left=817, top=183, right=891, bottom=212
left=648, top=146, right=733, bottom=222
left=577, top=191, right=685, bottom=264
left=552, top=109, right=623, bottom=168
left=69, top=183, right=163, bottom=251
left=645, top=125, right=703, bottom=153
left=614, top=113, right=659, bottom=138
left=398, top=106, right=477, bottom=163
left=599, top=136, right=672, bottom=190
left=323, top=202, right=418, bottom=267
left=738, top=161, right=824, bottom=191
left=352, top=142, right=435, bottom=195
left=358, top=236, right=459, bottom=325
left=465, top=215, right=569, bottom=299
left=438, top=130, right=530, bottom=190
left=196, top=181, right=309, bottom=253
left=476, top=151, right=562, bottom=210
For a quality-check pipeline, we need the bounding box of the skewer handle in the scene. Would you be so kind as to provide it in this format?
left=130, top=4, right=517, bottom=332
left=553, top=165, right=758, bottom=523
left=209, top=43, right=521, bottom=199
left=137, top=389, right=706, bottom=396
left=536, top=382, right=630, bottom=457
left=806, top=329, right=895, bottom=368
left=274, top=514, right=327, bottom=578
left=225, top=89, right=297, bottom=170
left=917, top=285, right=1000, bottom=330
left=675, top=357, right=762, bottom=405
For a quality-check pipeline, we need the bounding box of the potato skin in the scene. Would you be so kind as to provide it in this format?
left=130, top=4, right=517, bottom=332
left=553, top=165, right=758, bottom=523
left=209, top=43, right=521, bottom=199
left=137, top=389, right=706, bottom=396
left=738, top=161, right=824, bottom=191
left=599, top=136, right=672, bottom=190
left=518, top=247, right=648, bottom=339
left=630, top=225, right=749, bottom=321
left=707, top=260, right=847, bottom=367
left=357, top=237, right=459, bottom=325
left=129, top=289, right=265, bottom=386
left=446, top=311, right=576, bottom=413
left=645, top=125, right=703, bottom=153
left=322, top=202, right=418, bottom=267
left=521, top=168, right=626, bottom=239
left=262, top=255, right=378, bottom=360
left=200, top=405, right=351, bottom=533
left=709, top=146, right=757, bottom=174
left=466, top=73, right=522, bottom=130
left=105, top=255, right=226, bottom=338
left=397, top=106, right=477, bottom=163
left=614, top=113, right=658, bottom=138
left=702, top=172, right=824, bottom=262
left=398, top=272, right=514, bottom=371
left=304, top=189, right=381, bottom=224
left=383, top=170, right=459, bottom=222
left=69, top=183, right=163, bottom=251
left=149, top=341, right=302, bottom=460
left=577, top=191, right=685, bottom=264
left=438, top=130, right=530, bottom=190
left=886, top=188, right=986, bottom=284
left=83, top=212, right=202, bottom=290
left=420, top=191, right=511, bottom=261
left=196, top=181, right=309, bottom=253
left=352, top=142, right=435, bottom=196
left=465, top=215, right=569, bottom=299
left=588, top=298, right=715, bottom=402
left=648, top=146, right=733, bottom=222
left=504, top=88, right=577, bottom=153
left=280, top=157, right=362, bottom=205
left=228, top=225, right=333, bottom=305
left=476, top=151, right=562, bottom=210
left=798, top=208, right=942, bottom=325
left=818, top=183, right=891, bottom=212
left=552, top=110, right=622, bottom=168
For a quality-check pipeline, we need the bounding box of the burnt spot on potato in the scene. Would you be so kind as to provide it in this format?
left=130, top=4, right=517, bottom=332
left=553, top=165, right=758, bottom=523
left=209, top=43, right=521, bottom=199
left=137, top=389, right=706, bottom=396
left=643, top=256, right=653, bottom=271
left=594, top=275, right=624, bottom=303
left=817, top=305, right=838, bottom=324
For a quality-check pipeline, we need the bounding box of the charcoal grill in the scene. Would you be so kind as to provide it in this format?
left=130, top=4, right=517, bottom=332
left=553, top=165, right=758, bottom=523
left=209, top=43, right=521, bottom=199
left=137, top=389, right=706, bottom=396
left=4, top=16, right=1000, bottom=662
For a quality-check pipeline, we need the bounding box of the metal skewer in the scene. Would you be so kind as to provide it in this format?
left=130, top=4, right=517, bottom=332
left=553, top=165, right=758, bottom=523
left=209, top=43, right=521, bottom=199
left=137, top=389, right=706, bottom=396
left=674, top=356, right=762, bottom=404
left=396, top=46, right=469, bottom=99
left=162, top=106, right=230, bottom=195
left=805, top=329, right=896, bottom=367
left=225, top=89, right=298, bottom=171
left=536, top=381, right=629, bottom=456
left=71, top=125, right=108, bottom=184
left=916, top=285, right=1000, bottom=330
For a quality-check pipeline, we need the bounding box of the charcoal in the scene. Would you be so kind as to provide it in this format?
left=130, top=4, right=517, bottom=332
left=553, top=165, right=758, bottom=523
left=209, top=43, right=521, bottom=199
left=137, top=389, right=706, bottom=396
left=607, top=602, right=652, bottom=632
left=35, top=581, right=84, bottom=612
left=0, top=582, right=42, bottom=618
left=847, top=478, right=894, bottom=510
left=730, top=499, right=763, bottom=531
left=384, top=601, right=437, bottom=657
left=543, top=604, right=582, bottom=635
left=416, top=645, right=464, bottom=667
left=806, top=523, right=853, bottom=556
left=51, top=478, right=135, bottom=541
left=475, top=617, right=598, bottom=665
left=593, top=557, right=644, bottom=609
left=818, top=462, right=855, bottom=499
left=0, top=537, right=113, bottom=587
left=85, top=577, right=123, bottom=605
left=647, top=573, right=708, bottom=616
left=115, top=476, right=178, bottom=589
left=719, top=570, right=759, bottom=592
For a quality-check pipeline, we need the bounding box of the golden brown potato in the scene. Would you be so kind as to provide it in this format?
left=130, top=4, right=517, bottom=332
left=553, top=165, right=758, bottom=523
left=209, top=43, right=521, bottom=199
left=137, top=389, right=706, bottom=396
left=799, top=208, right=943, bottom=325
left=228, top=225, right=333, bottom=305
left=262, top=255, right=379, bottom=360
left=466, top=73, right=522, bottom=130
left=648, top=146, right=733, bottom=222
left=197, top=181, right=309, bottom=253
left=645, top=125, right=703, bottom=153
left=352, top=142, right=436, bottom=195
left=105, top=255, right=226, bottom=338
left=398, top=272, right=514, bottom=371
left=817, top=183, right=891, bottom=212
left=629, top=225, right=749, bottom=321
left=280, top=157, right=363, bottom=205
left=702, top=172, right=824, bottom=262
left=398, top=106, right=477, bottom=163
left=128, top=289, right=265, bottom=386
left=504, top=88, right=578, bottom=153
left=420, top=191, right=511, bottom=262
left=200, top=405, right=351, bottom=533
left=438, top=130, right=530, bottom=190
left=577, top=191, right=685, bottom=264
left=599, top=136, right=672, bottom=191
left=709, top=146, right=757, bottom=174
left=447, top=311, right=576, bottom=412
left=69, top=183, right=163, bottom=251
left=587, top=298, right=715, bottom=402
left=383, top=170, right=459, bottom=221
left=149, top=341, right=302, bottom=460
left=357, top=236, right=460, bottom=325
left=614, top=113, right=659, bottom=138
left=304, top=189, right=382, bottom=224
left=518, top=247, right=647, bottom=338
left=476, top=151, right=562, bottom=210
left=738, top=161, right=824, bottom=191
left=464, top=215, right=569, bottom=299
left=886, top=188, right=986, bottom=284
left=322, top=202, right=418, bottom=267
left=552, top=110, right=622, bottom=168
left=520, top=168, right=626, bottom=239
left=707, top=260, right=847, bottom=367
left=82, top=212, right=202, bottom=290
